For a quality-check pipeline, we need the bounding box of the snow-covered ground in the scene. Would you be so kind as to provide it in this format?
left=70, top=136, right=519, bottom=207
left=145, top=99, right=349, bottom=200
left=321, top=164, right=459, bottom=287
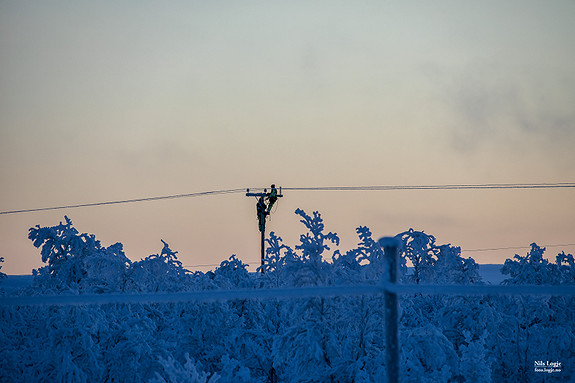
left=1, top=274, right=33, bottom=293
left=2, top=264, right=506, bottom=292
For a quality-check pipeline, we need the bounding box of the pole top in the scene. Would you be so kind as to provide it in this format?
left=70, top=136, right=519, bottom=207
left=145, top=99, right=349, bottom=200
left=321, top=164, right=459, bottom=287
left=246, top=185, right=284, bottom=198
left=378, top=237, right=400, bottom=250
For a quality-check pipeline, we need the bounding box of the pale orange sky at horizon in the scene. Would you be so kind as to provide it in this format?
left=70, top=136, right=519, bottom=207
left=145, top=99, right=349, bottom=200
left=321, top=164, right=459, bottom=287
left=1, top=1, right=574, bottom=275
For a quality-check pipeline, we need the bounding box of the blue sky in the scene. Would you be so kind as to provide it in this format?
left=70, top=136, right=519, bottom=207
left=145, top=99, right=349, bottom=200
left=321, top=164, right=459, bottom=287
left=1, top=1, right=574, bottom=274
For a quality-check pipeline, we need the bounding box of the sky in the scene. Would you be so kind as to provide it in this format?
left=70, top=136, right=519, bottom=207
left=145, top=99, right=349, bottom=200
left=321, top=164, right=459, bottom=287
left=1, top=1, right=574, bottom=275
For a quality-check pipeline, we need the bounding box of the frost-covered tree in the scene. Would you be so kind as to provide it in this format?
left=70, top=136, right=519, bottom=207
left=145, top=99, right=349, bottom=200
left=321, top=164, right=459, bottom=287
left=332, top=226, right=391, bottom=284
left=502, top=243, right=575, bottom=285
left=0, top=256, right=7, bottom=282
left=272, top=296, right=340, bottom=382
left=496, top=244, right=575, bottom=382
left=397, top=229, right=480, bottom=285
left=150, top=354, right=220, bottom=383
left=355, top=226, right=383, bottom=267
left=295, top=209, right=339, bottom=260
left=28, top=216, right=131, bottom=293
left=126, top=240, right=191, bottom=292
left=556, top=251, right=575, bottom=285
left=433, top=244, right=481, bottom=285
left=267, top=209, right=357, bottom=381
left=458, top=331, right=492, bottom=383
left=290, top=208, right=339, bottom=286
left=397, top=229, right=437, bottom=284
left=502, top=243, right=549, bottom=285
left=4, top=212, right=574, bottom=382
left=258, top=232, right=298, bottom=287
left=401, top=324, right=459, bottom=382
left=213, top=255, right=254, bottom=289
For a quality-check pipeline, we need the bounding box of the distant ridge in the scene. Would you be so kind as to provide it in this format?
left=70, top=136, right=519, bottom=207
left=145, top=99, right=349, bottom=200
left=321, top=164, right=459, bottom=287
left=478, top=264, right=506, bottom=285
left=404, top=264, right=506, bottom=285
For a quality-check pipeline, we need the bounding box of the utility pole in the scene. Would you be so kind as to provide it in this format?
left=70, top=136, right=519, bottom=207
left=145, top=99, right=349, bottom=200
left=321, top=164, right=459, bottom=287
left=379, top=236, right=400, bottom=383
left=246, top=185, right=283, bottom=272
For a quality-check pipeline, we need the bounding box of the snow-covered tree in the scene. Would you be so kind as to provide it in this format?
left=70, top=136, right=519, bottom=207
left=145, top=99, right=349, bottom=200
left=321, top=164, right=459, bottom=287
left=212, top=255, right=254, bottom=289
left=332, top=226, right=391, bottom=284
left=2, top=212, right=573, bottom=382
left=556, top=251, right=575, bottom=285
left=28, top=216, right=131, bottom=293
left=401, top=324, right=459, bottom=382
left=290, top=208, right=339, bottom=286
left=0, top=256, right=7, bottom=290
left=458, top=331, right=492, bottom=383
left=258, top=232, right=298, bottom=287
left=397, top=228, right=481, bottom=285
left=433, top=244, right=481, bottom=285
left=502, top=243, right=575, bottom=285
left=150, top=353, right=220, bottom=383
left=0, top=257, right=6, bottom=278
left=495, top=245, right=575, bottom=382
left=397, top=229, right=437, bottom=284
left=126, top=240, right=191, bottom=292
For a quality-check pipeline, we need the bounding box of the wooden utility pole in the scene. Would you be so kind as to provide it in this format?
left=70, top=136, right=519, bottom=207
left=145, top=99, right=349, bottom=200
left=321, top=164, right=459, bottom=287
left=246, top=185, right=283, bottom=271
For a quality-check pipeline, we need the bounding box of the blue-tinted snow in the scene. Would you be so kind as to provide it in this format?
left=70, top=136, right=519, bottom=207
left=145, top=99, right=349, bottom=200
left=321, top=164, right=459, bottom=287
left=0, top=213, right=573, bottom=382
left=477, top=264, right=506, bottom=284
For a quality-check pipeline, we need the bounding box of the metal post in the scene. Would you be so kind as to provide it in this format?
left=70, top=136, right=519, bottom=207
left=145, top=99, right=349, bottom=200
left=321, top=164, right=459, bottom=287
left=379, top=237, right=400, bottom=383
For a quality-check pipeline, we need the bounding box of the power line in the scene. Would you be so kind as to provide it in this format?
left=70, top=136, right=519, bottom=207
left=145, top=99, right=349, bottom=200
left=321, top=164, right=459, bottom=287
left=186, top=243, right=575, bottom=270
left=0, top=188, right=245, bottom=215
left=1, top=182, right=574, bottom=216
left=283, top=182, right=575, bottom=192
left=464, top=243, right=575, bottom=253
left=184, top=264, right=222, bottom=269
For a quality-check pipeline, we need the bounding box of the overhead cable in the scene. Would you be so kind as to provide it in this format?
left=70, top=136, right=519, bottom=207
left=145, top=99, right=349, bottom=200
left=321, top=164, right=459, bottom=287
left=283, top=182, right=575, bottom=192
left=0, top=188, right=245, bottom=215
left=463, top=243, right=575, bottom=252
left=1, top=182, right=574, bottom=215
